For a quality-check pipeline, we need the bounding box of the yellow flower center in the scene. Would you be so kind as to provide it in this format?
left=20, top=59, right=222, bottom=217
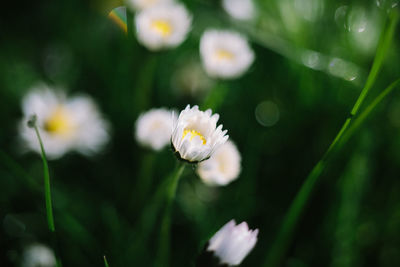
left=44, top=107, right=73, bottom=136
left=151, top=20, right=172, bottom=37
left=182, top=129, right=207, bottom=145
left=215, top=49, right=234, bottom=61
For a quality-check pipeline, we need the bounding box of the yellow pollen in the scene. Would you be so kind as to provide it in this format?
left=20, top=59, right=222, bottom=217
left=182, top=129, right=206, bottom=145
left=151, top=20, right=172, bottom=37
left=215, top=49, right=234, bottom=60
left=44, top=107, right=72, bottom=136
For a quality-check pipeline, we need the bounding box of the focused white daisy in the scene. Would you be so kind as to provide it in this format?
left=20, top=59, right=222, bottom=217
left=207, top=220, right=258, bottom=266
left=19, top=84, right=110, bottom=159
left=135, top=108, right=176, bottom=151
left=222, top=0, right=256, bottom=21
left=135, top=3, right=192, bottom=51
left=171, top=105, right=228, bottom=163
left=126, top=0, right=174, bottom=11
left=197, top=140, right=241, bottom=186
left=200, top=29, right=255, bottom=79
left=21, top=243, right=56, bottom=267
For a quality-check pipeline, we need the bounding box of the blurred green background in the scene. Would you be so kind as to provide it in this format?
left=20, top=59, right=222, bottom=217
left=1, top=0, right=400, bottom=266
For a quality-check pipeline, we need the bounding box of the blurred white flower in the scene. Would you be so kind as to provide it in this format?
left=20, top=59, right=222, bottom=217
left=135, top=3, right=192, bottom=50
left=19, top=84, right=110, bottom=159
left=126, top=0, right=174, bottom=11
left=200, top=30, right=254, bottom=79
left=135, top=108, right=176, bottom=151
left=171, top=105, right=228, bottom=163
left=21, top=243, right=56, bottom=267
left=207, top=220, right=258, bottom=266
left=222, top=0, right=255, bottom=21
left=197, top=140, right=241, bottom=186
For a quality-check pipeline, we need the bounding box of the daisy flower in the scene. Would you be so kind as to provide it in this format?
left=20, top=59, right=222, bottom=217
left=200, top=29, right=254, bottom=79
left=171, top=105, right=228, bottom=163
left=197, top=140, right=241, bottom=186
left=126, top=0, right=174, bottom=11
left=207, top=220, right=258, bottom=266
left=222, top=0, right=256, bottom=21
left=135, top=3, right=192, bottom=50
left=21, top=243, right=56, bottom=267
left=135, top=108, right=176, bottom=151
left=19, top=84, right=110, bottom=159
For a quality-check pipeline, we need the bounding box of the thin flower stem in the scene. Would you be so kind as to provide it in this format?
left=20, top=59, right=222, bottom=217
left=155, top=162, right=186, bottom=267
left=30, top=120, right=62, bottom=267
left=264, top=11, right=399, bottom=267
left=104, top=255, right=110, bottom=267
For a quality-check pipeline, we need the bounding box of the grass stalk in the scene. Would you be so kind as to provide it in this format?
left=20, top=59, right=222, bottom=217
left=264, top=11, right=399, bottom=267
left=155, top=162, right=185, bottom=267
left=28, top=116, right=62, bottom=267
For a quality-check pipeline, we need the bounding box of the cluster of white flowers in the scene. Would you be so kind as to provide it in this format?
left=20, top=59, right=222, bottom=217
left=19, top=84, right=110, bottom=159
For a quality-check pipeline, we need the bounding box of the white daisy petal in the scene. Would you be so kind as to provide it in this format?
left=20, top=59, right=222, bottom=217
left=126, top=0, right=174, bottom=11
left=19, top=84, right=110, bottom=159
left=135, top=108, right=176, bottom=151
left=171, top=105, right=228, bottom=163
left=21, top=243, right=56, bottom=267
left=135, top=3, right=192, bottom=51
left=222, top=0, right=256, bottom=21
left=207, top=220, right=258, bottom=266
left=200, top=29, right=255, bottom=79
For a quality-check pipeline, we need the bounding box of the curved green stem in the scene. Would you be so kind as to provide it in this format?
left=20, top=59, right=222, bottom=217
left=29, top=117, right=62, bottom=267
left=264, top=11, right=399, bottom=267
left=155, top=162, right=185, bottom=267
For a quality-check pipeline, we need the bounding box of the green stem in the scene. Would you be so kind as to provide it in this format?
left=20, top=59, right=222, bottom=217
left=201, top=81, right=229, bottom=112
left=104, top=255, right=110, bottom=267
left=155, top=162, right=185, bottom=267
left=264, top=11, right=399, bottom=267
left=30, top=119, right=62, bottom=267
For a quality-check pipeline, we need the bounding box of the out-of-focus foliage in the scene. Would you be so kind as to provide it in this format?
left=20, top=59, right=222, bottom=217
left=1, top=0, right=400, bottom=266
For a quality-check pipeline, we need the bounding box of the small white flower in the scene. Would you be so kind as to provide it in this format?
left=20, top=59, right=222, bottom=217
left=171, top=105, right=228, bottom=163
left=135, top=3, right=192, bottom=50
left=21, top=243, right=56, bottom=267
left=222, top=0, right=256, bottom=21
left=19, top=84, right=110, bottom=159
left=126, top=0, right=174, bottom=11
left=200, top=29, right=255, bottom=79
left=135, top=108, right=176, bottom=151
left=208, top=220, right=258, bottom=266
left=197, top=140, right=241, bottom=186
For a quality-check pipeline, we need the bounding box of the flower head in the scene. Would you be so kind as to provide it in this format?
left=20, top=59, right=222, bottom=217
left=19, top=84, right=110, bottom=159
left=222, top=0, right=256, bottom=21
left=135, top=3, right=192, bottom=50
left=21, top=243, right=56, bottom=267
left=207, top=220, right=258, bottom=266
left=126, top=0, right=174, bottom=11
left=135, top=108, right=176, bottom=151
left=171, top=105, right=228, bottom=163
left=197, top=140, right=241, bottom=186
left=200, top=29, right=254, bottom=79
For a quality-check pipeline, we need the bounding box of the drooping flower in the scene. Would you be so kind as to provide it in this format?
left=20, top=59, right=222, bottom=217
left=21, top=243, right=56, bottom=267
left=135, top=108, right=176, bottom=151
left=207, top=220, right=258, bottom=266
left=222, top=0, right=256, bottom=21
left=19, top=84, right=110, bottom=159
left=197, top=140, right=241, bottom=186
left=135, top=3, right=192, bottom=50
left=171, top=105, right=228, bottom=163
left=200, top=29, right=254, bottom=79
left=126, top=0, right=174, bottom=11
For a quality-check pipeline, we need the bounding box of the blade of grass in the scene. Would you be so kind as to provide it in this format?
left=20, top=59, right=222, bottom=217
left=104, top=255, right=110, bottom=267
left=264, top=10, right=399, bottom=267
left=155, top=162, right=185, bottom=267
left=28, top=115, right=62, bottom=267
